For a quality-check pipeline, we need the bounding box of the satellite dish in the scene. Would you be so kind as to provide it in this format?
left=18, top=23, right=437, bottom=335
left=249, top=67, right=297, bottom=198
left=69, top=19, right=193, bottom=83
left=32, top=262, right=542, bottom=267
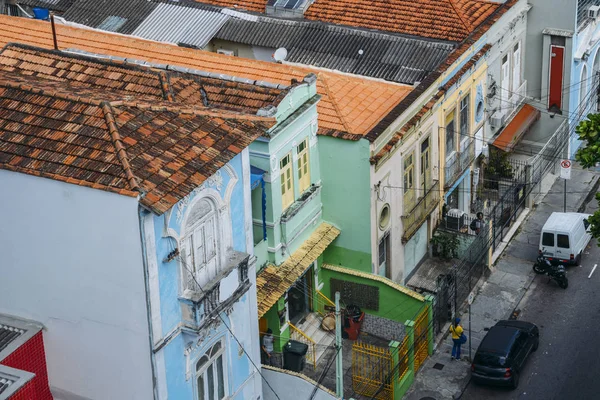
left=273, top=47, right=288, bottom=62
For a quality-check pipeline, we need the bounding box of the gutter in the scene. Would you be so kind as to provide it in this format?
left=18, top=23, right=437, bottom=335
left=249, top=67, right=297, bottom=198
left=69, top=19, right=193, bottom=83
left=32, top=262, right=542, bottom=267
left=138, top=207, right=159, bottom=400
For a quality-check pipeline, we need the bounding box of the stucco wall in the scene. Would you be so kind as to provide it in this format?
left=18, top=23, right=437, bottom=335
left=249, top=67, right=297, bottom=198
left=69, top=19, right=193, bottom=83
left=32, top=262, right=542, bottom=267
left=525, top=0, right=576, bottom=101
left=319, top=137, right=372, bottom=272
left=261, top=367, right=338, bottom=400
left=0, top=170, right=153, bottom=400
left=144, top=151, right=262, bottom=399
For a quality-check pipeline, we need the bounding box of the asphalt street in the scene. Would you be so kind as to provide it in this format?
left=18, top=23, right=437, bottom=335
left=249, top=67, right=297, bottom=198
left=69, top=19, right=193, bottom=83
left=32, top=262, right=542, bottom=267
left=461, top=200, right=600, bottom=400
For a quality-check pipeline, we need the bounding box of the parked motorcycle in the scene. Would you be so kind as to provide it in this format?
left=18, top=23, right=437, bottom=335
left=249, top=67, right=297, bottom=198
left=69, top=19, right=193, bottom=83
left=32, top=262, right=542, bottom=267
left=533, top=254, right=568, bottom=289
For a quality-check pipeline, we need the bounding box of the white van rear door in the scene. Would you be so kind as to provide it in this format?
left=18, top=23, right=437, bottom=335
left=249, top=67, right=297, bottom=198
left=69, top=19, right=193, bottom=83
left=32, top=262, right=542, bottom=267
left=540, top=231, right=556, bottom=257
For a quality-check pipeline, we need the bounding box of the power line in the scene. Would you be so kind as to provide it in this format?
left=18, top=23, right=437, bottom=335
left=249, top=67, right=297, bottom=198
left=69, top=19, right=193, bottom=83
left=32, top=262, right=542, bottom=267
left=177, top=256, right=282, bottom=400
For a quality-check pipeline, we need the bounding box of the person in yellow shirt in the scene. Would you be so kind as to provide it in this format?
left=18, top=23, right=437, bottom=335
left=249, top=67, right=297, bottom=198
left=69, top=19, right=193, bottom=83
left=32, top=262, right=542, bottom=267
left=449, top=318, right=464, bottom=360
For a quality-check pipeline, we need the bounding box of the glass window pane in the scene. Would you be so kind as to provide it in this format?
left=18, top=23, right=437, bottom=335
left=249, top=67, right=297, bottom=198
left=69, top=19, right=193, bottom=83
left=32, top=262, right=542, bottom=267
left=378, top=240, right=386, bottom=265
left=557, top=234, right=570, bottom=248
left=542, top=232, right=554, bottom=247
left=217, top=355, right=225, bottom=399
left=208, top=365, right=214, bottom=400
left=197, top=374, right=205, bottom=400
left=196, top=355, right=209, bottom=371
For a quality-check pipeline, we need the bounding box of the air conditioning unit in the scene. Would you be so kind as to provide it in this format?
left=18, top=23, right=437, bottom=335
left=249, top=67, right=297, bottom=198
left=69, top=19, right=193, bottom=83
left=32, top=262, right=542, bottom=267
left=446, top=209, right=466, bottom=231
left=217, top=49, right=235, bottom=56
left=589, top=5, right=600, bottom=20
left=490, top=113, right=506, bottom=129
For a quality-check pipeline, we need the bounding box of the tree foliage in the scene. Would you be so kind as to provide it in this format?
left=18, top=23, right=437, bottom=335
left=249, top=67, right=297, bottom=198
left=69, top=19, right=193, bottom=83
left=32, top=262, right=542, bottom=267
left=575, top=114, right=600, bottom=244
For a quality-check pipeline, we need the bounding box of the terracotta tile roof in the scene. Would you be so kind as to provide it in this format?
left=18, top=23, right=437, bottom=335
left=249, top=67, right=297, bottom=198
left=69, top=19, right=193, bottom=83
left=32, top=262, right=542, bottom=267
left=0, top=73, right=275, bottom=214
left=0, top=15, right=412, bottom=141
left=256, top=222, right=340, bottom=318
left=370, top=44, right=492, bottom=165
left=195, top=0, right=265, bottom=12
left=305, top=0, right=500, bottom=42
left=0, top=44, right=287, bottom=115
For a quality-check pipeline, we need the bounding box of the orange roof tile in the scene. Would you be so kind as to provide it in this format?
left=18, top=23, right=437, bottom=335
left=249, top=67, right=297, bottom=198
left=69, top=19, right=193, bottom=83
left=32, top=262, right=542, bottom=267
left=0, top=70, right=275, bottom=214
left=194, top=0, right=265, bottom=12
left=305, top=0, right=500, bottom=42
left=0, top=15, right=412, bottom=140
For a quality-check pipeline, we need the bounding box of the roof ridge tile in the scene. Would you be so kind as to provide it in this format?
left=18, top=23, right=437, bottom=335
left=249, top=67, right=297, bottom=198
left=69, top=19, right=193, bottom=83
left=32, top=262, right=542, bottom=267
left=100, top=102, right=140, bottom=193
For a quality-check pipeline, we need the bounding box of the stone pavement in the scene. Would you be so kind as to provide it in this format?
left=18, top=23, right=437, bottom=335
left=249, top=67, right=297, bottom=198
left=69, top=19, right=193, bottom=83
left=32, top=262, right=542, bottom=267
left=404, top=164, right=600, bottom=400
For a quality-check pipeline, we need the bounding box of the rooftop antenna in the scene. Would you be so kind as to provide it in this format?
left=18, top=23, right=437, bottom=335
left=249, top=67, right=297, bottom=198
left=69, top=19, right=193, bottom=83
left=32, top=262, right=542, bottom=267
left=50, top=12, right=58, bottom=50
left=273, top=47, right=288, bottom=63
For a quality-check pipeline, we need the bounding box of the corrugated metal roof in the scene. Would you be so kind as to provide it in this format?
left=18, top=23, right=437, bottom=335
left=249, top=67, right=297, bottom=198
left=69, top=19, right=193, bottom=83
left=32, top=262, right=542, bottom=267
left=17, top=0, right=75, bottom=13
left=215, top=16, right=454, bottom=84
left=62, top=0, right=158, bottom=34
left=132, top=3, right=230, bottom=48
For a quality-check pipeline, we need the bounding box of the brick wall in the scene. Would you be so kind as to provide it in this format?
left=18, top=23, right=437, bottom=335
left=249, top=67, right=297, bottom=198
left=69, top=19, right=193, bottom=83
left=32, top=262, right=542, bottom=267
left=1, top=331, right=53, bottom=400
left=361, top=314, right=405, bottom=342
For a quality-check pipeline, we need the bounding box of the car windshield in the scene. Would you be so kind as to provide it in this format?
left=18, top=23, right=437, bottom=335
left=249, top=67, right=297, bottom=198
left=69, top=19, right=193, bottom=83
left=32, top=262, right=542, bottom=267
left=474, top=351, right=507, bottom=367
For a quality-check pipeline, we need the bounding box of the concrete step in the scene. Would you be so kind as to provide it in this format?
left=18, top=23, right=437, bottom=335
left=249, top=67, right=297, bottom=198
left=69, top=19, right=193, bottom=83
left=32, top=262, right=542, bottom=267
left=295, top=313, right=336, bottom=366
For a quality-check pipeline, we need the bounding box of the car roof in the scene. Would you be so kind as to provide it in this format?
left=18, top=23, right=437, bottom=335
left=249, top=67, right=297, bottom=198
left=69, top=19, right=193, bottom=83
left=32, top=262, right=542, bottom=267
left=543, top=212, right=590, bottom=232
left=479, top=326, right=521, bottom=355
left=495, top=320, right=536, bottom=332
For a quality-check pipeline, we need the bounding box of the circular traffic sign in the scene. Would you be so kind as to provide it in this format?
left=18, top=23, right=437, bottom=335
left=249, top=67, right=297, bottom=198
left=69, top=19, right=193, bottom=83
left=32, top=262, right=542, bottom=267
left=561, top=160, right=571, bottom=169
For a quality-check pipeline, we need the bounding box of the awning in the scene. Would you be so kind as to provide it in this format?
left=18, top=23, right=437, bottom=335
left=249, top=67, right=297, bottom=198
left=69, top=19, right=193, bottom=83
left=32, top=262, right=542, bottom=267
left=256, top=222, right=341, bottom=318
left=250, top=166, right=266, bottom=190
left=491, top=104, right=541, bottom=152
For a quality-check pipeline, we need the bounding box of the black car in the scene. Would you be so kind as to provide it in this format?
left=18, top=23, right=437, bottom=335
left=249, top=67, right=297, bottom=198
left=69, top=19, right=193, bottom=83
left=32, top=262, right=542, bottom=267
left=471, top=320, right=539, bottom=389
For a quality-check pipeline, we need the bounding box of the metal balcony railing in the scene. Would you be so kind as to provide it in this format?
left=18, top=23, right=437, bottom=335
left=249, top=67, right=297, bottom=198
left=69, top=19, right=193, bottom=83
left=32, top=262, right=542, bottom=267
left=445, top=138, right=475, bottom=188
left=402, top=180, right=440, bottom=242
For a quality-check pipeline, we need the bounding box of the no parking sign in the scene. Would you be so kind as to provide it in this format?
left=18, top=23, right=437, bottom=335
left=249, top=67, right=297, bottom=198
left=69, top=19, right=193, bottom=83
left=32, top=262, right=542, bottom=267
left=560, top=159, right=571, bottom=179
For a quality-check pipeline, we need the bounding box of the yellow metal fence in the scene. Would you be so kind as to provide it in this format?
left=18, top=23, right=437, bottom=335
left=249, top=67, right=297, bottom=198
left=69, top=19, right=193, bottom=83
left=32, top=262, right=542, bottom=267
left=352, top=342, right=394, bottom=400
left=315, top=289, right=335, bottom=317
left=414, top=307, right=429, bottom=371
left=288, top=322, right=317, bottom=369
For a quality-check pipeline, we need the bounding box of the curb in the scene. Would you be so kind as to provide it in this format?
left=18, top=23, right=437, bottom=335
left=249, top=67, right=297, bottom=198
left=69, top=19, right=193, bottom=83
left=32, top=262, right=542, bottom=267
left=578, top=174, right=600, bottom=212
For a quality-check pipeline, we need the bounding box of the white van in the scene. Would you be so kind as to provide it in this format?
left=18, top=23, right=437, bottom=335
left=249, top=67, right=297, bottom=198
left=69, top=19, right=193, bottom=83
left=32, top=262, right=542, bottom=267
left=539, top=212, right=592, bottom=265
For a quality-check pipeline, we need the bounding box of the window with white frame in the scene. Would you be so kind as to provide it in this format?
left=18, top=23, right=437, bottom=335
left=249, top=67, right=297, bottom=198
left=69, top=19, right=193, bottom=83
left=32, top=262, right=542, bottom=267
left=297, top=139, right=311, bottom=193
left=501, top=54, right=510, bottom=110
left=512, top=42, right=521, bottom=93
left=280, top=153, right=294, bottom=210
left=445, top=111, right=456, bottom=159
left=195, top=340, right=227, bottom=400
left=580, top=64, right=588, bottom=116
left=182, top=198, right=219, bottom=292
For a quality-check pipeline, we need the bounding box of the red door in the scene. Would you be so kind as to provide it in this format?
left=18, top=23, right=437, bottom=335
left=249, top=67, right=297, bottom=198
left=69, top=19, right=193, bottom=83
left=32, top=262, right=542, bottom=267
left=548, top=45, right=565, bottom=110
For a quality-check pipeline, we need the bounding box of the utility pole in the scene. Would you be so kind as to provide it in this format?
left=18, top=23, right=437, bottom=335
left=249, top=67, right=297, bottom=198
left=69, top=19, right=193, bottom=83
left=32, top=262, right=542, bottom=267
left=335, top=291, right=343, bottom=399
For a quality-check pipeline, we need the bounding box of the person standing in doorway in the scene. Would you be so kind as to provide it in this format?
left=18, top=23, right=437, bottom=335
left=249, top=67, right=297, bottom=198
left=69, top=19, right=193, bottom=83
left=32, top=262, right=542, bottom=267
left=262, top=328, right=274, bottom=366
left=450, top=318, right=464, bottom=360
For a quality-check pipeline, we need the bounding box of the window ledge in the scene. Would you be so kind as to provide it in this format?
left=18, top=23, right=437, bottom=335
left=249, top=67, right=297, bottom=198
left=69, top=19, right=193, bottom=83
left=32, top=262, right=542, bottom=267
left=180, top=250, right=250, bottom=304
left=281, top=184, right=321, bottom=222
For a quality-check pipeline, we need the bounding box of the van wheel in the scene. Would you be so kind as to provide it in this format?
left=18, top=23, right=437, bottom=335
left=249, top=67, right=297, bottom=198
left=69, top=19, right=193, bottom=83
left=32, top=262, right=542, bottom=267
left=575, top=252, right=582, bottom=266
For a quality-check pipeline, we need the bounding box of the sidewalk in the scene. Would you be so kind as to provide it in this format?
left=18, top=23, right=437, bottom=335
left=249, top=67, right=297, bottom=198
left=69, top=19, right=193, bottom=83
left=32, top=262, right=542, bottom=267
left=404, top=164, right=600, bottom=400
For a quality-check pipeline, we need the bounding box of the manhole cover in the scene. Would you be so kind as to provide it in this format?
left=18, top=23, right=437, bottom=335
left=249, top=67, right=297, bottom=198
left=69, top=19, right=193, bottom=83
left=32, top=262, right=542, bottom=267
left=432, top=363, right=444, bottom=370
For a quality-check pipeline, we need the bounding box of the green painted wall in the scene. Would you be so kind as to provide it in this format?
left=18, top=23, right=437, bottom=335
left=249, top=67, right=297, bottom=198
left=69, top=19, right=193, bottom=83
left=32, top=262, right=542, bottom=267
left=320, top=268, right=424, bottom=323
left=319, top=136, right=372, bottom=272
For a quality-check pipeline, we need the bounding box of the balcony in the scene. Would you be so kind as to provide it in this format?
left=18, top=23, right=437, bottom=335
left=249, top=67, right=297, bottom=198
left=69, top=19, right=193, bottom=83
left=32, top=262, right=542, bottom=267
left=402, top=180, right=440, bottom=242
left=506, top=80, right=527, bottom=117
left=445, top=138, right=475, bottom=189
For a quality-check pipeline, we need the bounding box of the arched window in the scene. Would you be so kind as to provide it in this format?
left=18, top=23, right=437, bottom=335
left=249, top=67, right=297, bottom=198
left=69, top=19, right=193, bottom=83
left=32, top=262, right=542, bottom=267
left=182, top=198, right=220, bottom=292
left=195, top=340, right=226, bottom=400
left=580, top=64, right=588, bottom=116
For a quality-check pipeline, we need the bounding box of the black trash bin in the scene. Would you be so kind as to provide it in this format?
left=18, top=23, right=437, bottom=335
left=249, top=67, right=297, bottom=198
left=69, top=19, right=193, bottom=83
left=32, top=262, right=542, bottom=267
left=283, top=340, right=308, bottom=372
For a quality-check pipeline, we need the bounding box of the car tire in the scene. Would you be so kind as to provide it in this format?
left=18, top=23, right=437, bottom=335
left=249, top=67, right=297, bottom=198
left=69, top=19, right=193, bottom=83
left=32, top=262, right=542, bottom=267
left=533, top=338, right=539, bottom=352
left=575, top=252, right=582, bottom=266
left=511, top=372, right=520, bottom=390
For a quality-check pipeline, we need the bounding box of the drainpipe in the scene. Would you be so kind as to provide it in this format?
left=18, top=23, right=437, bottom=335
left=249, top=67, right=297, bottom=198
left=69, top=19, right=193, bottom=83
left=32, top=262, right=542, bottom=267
left=139, top=207, right=159, bottom=400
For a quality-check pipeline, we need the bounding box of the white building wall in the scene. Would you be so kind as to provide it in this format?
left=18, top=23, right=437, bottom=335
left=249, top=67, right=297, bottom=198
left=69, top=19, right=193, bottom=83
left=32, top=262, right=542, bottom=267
left=0, top=170, right=153, bottom=400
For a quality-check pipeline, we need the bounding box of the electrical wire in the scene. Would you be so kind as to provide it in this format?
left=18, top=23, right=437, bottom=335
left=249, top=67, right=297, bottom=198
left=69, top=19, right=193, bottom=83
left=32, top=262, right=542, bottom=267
left=177, top=257, right=282, bottom=400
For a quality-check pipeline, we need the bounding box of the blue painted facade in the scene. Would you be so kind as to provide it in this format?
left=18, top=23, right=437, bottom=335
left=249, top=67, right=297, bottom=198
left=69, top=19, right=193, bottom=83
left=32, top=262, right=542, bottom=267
left=140, top=150, right=262, bottom=400
left=569, top=13, right=600, bottom=157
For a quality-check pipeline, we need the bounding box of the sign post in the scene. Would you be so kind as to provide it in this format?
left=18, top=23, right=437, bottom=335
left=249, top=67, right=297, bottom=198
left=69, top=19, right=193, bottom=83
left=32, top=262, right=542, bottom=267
left=560, top=160, right=572, bottom=212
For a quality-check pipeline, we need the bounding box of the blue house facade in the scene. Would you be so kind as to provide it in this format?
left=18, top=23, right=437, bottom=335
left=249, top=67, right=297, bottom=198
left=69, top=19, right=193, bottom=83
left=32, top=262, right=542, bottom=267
left=570, top=2, right=600, bottom=157
left=141, top=149, right=264, bottom=400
